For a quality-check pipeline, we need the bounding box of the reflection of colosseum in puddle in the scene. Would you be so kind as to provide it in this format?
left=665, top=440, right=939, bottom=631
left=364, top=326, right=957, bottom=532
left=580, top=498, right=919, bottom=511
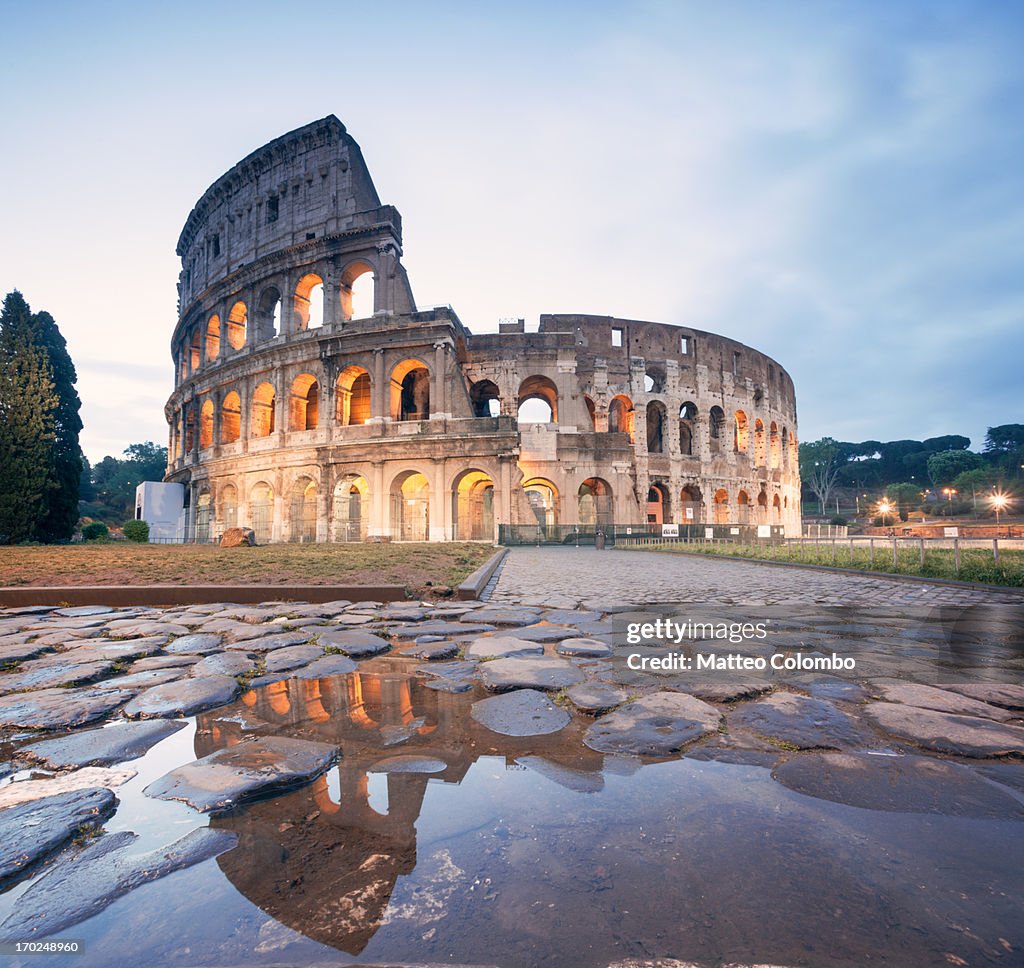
left=167, top=115, right=800, bottom=543
left=195, top=663, right=609, bottom=954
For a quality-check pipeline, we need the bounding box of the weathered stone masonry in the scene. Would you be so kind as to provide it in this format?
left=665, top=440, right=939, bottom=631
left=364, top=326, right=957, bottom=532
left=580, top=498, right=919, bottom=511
left=165, top=116, right=801, bottom=542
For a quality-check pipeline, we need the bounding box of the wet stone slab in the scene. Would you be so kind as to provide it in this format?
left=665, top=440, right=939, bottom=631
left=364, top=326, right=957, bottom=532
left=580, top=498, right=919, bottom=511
left=729, top=692, right=871, bottom=750
left=463, top=607, right=544, bottom=627
left=163, top=633, right=226, bottom=655
left=370, top=754, right=448, bottom=773
left=943, top=682, right=1024, bottom=711
left=144, top=736, right=338, bottom=813
left=388, top=621, right=497, bottom=639
left=123, top=676, right=240, bottom=719
left=398, top=640, right=461, bottom=660
left=0, top=686, right=130, bottom=729
left=479, top=656, right=584, bottom=692
left=17, top=720, right=187, bottom=769
left=224, top=630, right=316, bottom=652
left=683, top=681, right=773, bottom=704
left=772, top=752, right=1024, bottom=819
left=868, top=680, right=1016, bottom=722
left=264, top=644, right=325, bottom=673
left=863, top=702, right=1024, bottom=758
left=316, top=628, right=391, bottom=657
left=471, top=689, right=571, bottom=736
left=556, top=638, right=614, bottom=658
left=464, top=636, right=544, bottom=660
left=0, top=827, right=237, bottom=939
left=0, top=788, right=117, bottom=887
left=566, top=682, right=630, bottom=714
left=584, top=692, right=722, bottom=756
left=292, top=655, right=358, bottom=679
left=189, top=652, right=256, bottom=678
left=0, top=659, right=117, bottom=694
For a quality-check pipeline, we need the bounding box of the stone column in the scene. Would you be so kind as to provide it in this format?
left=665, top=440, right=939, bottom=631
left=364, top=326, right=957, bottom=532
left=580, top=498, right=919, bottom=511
left=316, top=466, right=331, bottom=542
left=429, top=457, right=446, bottom=541
left=371, top=349, right=386, bottom=421
left=432, top=342, right=448, bottom=418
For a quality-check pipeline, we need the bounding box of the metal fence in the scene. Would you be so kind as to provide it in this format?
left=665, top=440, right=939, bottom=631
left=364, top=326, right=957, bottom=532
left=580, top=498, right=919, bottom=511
left=497, top=524, right=786, bottom=546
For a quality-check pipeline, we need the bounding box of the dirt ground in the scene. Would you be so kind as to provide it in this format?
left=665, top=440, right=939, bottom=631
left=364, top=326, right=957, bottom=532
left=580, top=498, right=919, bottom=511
left=0, top=542, right=496, bottom=598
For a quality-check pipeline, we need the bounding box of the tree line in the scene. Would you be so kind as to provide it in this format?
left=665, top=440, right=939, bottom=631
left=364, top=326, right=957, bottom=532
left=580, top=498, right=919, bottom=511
left=799, top=426, right=1024, bottom=519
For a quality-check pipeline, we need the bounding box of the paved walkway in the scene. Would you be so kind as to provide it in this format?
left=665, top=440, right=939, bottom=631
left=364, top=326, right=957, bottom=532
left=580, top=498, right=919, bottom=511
left=490, top=546, right=1024, bottom=606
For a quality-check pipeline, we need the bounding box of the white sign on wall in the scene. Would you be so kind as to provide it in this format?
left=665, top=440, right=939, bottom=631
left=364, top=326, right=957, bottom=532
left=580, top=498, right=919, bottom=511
left=685, top=507, right=694, bottom=519
left=944, top=527, right=959, bottom=537
left=730, top=527, right=740, bottom=535
left=662, top=524, right=679, bottom=537
left=757, top=524, right=771, bottom=538
left=705, top=528, right=714, bottom=539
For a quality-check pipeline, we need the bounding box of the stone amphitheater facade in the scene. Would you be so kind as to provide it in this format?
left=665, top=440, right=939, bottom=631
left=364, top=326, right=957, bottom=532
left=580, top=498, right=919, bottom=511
left=165, top=116, right=801, bottom=543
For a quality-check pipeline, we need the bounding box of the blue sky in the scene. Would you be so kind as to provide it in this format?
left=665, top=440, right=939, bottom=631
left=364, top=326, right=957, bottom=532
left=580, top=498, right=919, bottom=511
left=1, top=0, right=1021, bottom=462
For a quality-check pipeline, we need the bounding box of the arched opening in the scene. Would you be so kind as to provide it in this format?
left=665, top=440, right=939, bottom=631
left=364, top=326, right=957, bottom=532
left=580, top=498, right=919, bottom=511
left=190, top=329, right=201, bottom=372
left=643, top=366, right=665, bottom=394
left=289, top=477, right=317, bottom=543
left=195, top=492, right=212, bottom=543
left=608, top=395, right=635, bottom=439
left=773, top=493, right=782, bottom=522
left=333, top=474, right=369, bottom=542
left=221, top=391, right=241, bottom=443
left=219, top=483, right=238, bottom=530
left=289, top=374, right=319, bottom=431
left=523, top=478, right=558, bottom=527
left=757, top=488, right=769, bottom=523
left=517, top=375, right=558, bottom=424
left=205, top=315, right=221, bottom=361
left=681, top=484, right=702, bottom=523
left=737, top=489, right=750, bottom=525
left=295, top=274, right=325, bottom=331
left=646, top=402, right=666, bottom=453
left=578, top=478, right=613, bottom=528
left=342, top=262, right=375, bottom=320
left=679, top=402, right=697, bottom=456
left=390, top=471, right=430, bottom=541
left=184, top=408, right=195, bottom=453
left=453, top=469, right=495, bottom=540
left=252, top=382, right=276, bottom=437
left=583, top=395, right=596, bottom=429
left=735, top=410, right=749, bottom=453
left=708, top=406, right=725, bottom=454
left=227, top=301, right=247, bottom=350
left=178, top=350, right=187, bottom=384
left=647, top=483, right=669, bottom=526
left=199, top=399, right=214, bottom=450
left=769, top=421, right=781, bottom=469
left=713, top=488, right=730, bottom=525
left=390, top=359, right=430, bottom=421
left=754, top=419, right=766, bottom=466
left=257, top=287, right=282, bottom=339
left=781, top=427, right=790, bottom=469
left=249, top=482, right=274, bottom=544
left=470, top=379, right=501, bottom=418
left=336, top=366, right=372, bottom=425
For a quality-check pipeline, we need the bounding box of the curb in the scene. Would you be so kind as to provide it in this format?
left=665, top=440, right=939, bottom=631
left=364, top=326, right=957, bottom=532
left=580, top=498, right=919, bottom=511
left=457, top=547, right=508, bottom=600
left=616, top=547, right=1024, bottom=596
left=0, top=584, right=409, bottom=608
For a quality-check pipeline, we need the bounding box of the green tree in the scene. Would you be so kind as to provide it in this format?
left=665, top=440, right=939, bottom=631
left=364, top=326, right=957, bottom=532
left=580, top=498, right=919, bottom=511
left=91, top=442, right=168, bottom=517
left=926, top=449, right=984, bottom=488
left=799, top=438, right=844, bottom=515
left=0, top=292, right=58, bottom=543
left=28, top=308, right=82, bottom=541
left=885, top=482, right=921, bottom=522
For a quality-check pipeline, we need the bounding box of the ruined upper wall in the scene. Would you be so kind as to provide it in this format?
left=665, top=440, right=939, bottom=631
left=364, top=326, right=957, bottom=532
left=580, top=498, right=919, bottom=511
left=176, top=116, right=386, bottom=310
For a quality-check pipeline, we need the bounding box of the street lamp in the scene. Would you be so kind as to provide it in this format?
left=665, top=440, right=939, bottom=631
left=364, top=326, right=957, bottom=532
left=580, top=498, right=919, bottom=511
left=942, top=488, right=958, bottom=516
left=990, top=493, right=1009, bottom=528
left=878, top=499, right=893, bottom=528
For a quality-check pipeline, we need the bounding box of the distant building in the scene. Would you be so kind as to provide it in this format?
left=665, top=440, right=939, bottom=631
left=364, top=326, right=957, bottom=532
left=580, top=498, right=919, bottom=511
left=165, top=116, right=800, bottom=542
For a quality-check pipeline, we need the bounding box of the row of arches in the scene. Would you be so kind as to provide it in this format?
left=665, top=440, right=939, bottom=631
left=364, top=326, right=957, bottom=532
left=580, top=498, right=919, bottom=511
left=191, top=472, right=620, bottom=544
left=173, top=360, right=431, bottom=456
left=644, top=484, right=788, bottom=526
left=177, top=267, right=376, bottom=381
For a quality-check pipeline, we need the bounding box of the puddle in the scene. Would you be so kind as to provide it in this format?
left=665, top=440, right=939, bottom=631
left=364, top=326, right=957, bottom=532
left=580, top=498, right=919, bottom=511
left=0, top=659, right=1020, bottom=967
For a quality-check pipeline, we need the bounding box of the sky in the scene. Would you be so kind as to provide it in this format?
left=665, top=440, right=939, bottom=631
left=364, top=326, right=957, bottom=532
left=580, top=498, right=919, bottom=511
left=1, top=0, right=1021, bottom=464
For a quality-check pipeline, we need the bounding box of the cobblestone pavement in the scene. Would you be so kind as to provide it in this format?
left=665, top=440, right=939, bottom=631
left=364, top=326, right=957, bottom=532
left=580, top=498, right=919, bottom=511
left=490, top=546, right=1024, bottom=606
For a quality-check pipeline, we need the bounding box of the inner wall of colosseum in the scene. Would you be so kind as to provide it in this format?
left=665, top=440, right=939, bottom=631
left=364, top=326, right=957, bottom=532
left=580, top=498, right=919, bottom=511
left=165, top=116, right=801, bottom=543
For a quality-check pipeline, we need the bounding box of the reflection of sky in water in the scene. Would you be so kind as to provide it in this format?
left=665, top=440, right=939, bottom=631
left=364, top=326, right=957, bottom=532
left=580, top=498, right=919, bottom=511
left=2, top=660, right=1022, bottom=968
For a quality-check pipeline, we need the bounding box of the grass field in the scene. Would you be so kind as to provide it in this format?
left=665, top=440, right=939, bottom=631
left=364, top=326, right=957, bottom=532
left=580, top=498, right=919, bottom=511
left=0, top=542, right=496, bottom=597
left=621, top=541, right=1024, bottom=588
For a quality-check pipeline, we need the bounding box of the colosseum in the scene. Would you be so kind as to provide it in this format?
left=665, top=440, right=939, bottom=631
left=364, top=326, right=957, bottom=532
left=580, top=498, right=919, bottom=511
left=165, top=115, right=801, bottom=544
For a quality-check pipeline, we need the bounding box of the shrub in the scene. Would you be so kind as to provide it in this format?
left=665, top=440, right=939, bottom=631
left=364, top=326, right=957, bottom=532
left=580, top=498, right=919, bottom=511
left=81, top=522, right=109, bottom=541
left=830, top=515, right=848, bottom=526
left=122, top=519, right=150, bottom=543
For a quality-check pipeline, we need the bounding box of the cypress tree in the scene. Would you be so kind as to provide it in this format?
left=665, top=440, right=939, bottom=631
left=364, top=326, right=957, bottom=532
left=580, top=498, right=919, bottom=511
left=0, top=292, right=58, bottom=543
left=29, top=308, right=83, bottom=541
